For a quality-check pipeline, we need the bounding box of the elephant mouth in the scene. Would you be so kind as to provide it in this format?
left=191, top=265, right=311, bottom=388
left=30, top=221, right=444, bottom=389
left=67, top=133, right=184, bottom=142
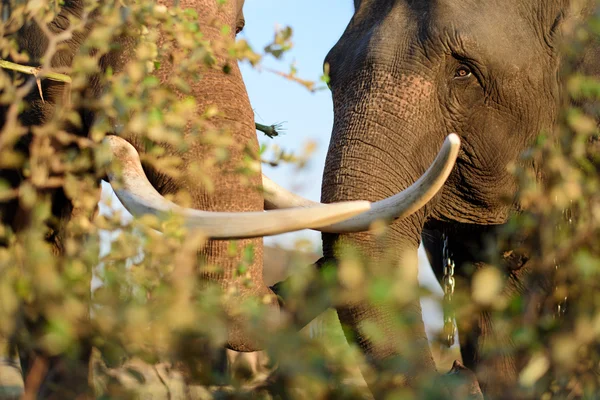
left=105, top=133, right=461, bottom=239
left=433, top=221, right=530, bottom=273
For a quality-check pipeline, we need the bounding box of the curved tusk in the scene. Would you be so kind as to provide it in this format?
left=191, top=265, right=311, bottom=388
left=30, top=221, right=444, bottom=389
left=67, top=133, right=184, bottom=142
left=262, top=133, right=461, bottom=233
left=104, top=135, right=371, bottom=239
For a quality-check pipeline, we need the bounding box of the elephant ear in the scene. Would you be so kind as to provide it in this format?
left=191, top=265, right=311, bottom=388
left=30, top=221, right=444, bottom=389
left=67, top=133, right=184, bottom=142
left=562, top=1, right=600, bottom=78
left=540, top=0, right=591, bottom=47
left=554, top=1, right=600, bottom=93
left=556, top=0, right=600, bottom=155
left=550, top=1, right=597, bottom=43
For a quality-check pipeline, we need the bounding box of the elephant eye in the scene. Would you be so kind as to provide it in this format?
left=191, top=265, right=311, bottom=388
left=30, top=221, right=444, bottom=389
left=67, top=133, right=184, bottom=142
left=235, top=19, right=245, bottom=35
left=454, top=65, right=472, bottom=79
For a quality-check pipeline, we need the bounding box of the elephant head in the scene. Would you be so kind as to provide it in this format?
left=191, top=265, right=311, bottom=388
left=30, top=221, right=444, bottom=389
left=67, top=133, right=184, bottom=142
left=1, top=0, right=463, bottom=395
left=101, top=0, right=468, bottom=355
left=277, top=0, right=600, bottom=395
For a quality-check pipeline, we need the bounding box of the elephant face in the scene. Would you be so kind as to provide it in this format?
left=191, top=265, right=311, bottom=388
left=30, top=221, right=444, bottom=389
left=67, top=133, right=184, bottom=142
left=317, top=0, right=594, bottom=392
left=323, top=0, right=569, bottom=226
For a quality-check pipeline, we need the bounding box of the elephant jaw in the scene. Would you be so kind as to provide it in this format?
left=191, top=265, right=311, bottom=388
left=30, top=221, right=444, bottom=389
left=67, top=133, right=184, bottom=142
left=104, top=133, right=459, bottom=239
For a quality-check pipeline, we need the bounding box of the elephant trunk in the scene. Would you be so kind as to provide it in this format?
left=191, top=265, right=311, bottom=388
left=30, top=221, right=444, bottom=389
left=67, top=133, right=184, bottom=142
left=321, top=193, right=437, bottom=385
left=324, top=229, right=435, bottom=377
left=321, top=71, right=445, bottom=386
left=118, top=0, right=272, bottom=352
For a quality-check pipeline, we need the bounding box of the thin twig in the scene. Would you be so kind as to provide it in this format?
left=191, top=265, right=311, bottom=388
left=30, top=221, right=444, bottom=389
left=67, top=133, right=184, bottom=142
left=0, top=12, right=84, bottom=153
left=153, top=364, right=172, bottom=400
left=0, top=59, right=72, bottom=83
left=35, top=75, right=44, bottom=102
left=54, top=130, right=96, bottom=148
left=537, top=224, right=597, bottom=271
left=264, top=67, right=319, bottom=92
left=0, top=178, right=65, bottom=202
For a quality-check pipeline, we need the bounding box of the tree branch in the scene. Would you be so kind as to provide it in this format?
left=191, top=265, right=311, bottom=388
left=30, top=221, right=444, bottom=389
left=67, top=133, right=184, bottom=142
left=0, top=59, right=72, bottom=83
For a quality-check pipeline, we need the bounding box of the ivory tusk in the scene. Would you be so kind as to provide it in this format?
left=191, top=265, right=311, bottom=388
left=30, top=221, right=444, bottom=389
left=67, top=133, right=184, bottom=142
left=103, top=135, right=371, bottom=239
left=262, top=133, right=461, bottom=233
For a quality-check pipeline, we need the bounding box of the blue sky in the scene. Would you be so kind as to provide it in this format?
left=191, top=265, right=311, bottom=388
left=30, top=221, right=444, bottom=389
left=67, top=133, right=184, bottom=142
left=239, top=1, right=354, bottom=249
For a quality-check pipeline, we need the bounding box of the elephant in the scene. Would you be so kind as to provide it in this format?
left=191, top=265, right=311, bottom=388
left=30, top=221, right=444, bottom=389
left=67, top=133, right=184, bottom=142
left=265, top=0, right=600, bottom=397
left=0, top=0, right=458, bottom=396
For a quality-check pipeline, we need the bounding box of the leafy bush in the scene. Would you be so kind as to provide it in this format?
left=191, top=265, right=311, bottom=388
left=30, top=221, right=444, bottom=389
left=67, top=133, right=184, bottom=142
left=0, top=0, right=599, bottom=399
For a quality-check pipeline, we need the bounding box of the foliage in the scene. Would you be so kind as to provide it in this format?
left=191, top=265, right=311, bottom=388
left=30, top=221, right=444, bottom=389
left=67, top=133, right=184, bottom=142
left=463, top=7, right=600, bottom=398
left=0, top=0, right=326, bottom=397
left=0, top=0, right=599, bottom=399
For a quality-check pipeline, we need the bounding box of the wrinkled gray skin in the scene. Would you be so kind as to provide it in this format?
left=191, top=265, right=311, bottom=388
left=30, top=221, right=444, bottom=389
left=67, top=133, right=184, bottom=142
left=320, top=0, right=600, bottom=396
left=1, top=0, right=280, bottom=396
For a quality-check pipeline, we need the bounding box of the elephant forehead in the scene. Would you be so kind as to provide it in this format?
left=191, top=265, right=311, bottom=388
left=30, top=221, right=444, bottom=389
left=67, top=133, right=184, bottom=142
left=429, top=1, right=540, bottom=64
left=367, top=0, right=543, bottom=72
